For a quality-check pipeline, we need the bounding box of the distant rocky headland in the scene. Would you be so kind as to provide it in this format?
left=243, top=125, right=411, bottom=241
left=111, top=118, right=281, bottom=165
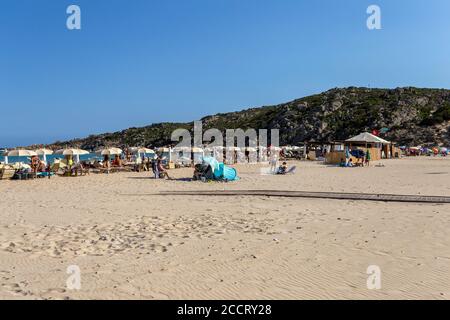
left=29, top=87, right=450, bottom=150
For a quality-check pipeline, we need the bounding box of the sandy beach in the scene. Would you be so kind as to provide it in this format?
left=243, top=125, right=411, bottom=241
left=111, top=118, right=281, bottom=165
left=1, top=157, right=450, bottom=300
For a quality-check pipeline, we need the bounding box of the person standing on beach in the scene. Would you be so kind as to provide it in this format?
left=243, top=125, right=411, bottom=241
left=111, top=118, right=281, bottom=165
left=365, top=149, right=371, bottom=167
left=269, top=149, right=278, bottom=174
left=152, top=157, right=159, bottom=179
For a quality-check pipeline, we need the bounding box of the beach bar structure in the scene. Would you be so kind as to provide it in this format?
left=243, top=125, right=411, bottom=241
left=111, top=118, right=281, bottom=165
left=302, top=141, right=343, bottom=161
left=325, top=132, right=395, bottom=164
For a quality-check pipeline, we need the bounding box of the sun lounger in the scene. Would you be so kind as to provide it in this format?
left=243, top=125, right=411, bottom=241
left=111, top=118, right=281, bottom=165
left=91, top=166, right=133, bottom=174
left=0, top=167, right=16, bottom=180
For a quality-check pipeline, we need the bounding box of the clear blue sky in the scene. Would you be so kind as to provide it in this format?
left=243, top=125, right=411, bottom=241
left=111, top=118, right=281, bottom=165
left=1, top=0, right=450, bottom=147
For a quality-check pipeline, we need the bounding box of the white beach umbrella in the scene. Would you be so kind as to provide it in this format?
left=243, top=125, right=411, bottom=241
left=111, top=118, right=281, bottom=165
left=192, top=147, right=204, bottom=153
left=98, top=147, right=123, bottom=156
left=6, top=149, right=37, bottom=165
left=157, top=147, right=172, bottom=162
left=135, top=147, right=154, bottom=154
left=131, top=147, right=155, bottom=159
left=35, top=148, right=53, bottom=163
left=7, top=149, right=38, bottom=157
left=55, top=148, right=89, bottom=163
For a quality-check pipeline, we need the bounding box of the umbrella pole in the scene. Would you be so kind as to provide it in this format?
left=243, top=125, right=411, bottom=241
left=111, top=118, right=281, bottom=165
left=4, top=156, right=8, bottom=164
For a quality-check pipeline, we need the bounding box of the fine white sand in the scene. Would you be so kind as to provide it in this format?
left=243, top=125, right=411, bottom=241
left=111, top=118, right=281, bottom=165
left=0, top=157, right=449, bottom=300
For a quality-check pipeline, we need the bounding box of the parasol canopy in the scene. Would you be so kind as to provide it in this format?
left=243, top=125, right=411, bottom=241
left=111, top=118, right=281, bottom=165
left=97, top=147, right=123, bottom=156
left=6, top=149, right=38, bottom=157
left=346, top=132, right=390, bottom=144
left=35, top=148, right=54, bottom=155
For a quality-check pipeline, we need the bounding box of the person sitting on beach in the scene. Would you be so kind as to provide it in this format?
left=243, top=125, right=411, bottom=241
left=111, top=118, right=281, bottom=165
left=112, top=154, right=122, bottom=167
left=347, top=158, right=354, bottom=167
left=157, top=159, right=171, bottom=179
left=30, top=156, right=40, bottom=173
left=37, top=159, right=46, bottom=172
left=102, top=155, right=110, bottom=169
left=277, top=162, right=288, bottom=175
left=339, top=158, right=346, bottom=167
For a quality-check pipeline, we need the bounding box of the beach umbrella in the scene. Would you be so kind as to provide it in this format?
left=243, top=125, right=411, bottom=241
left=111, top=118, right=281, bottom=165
left=98, top=147, right=123, bottom=156
left=7, top=149, right=38, bottom=157
left=135, top=147, right=154, bottom=154
left=55, top=148, right=89, bottom=163
left=156, top=147, right=172, bottom=162
left=192, top=147, right=204, bottom=153
left=2, top=149, right=8, bottom=164
left=6, top=149, right=38, bottom=164
left=35, top=148, right=53, bottom=163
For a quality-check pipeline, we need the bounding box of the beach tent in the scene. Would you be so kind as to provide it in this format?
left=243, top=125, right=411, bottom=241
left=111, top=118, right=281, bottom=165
left=55, top=148, right=89, bottom=163
left=202, top=156, right=220, bottom=173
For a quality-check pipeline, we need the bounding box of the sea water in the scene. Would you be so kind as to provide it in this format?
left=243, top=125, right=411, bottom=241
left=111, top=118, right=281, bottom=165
left=0, top=153, right=101, bottom=164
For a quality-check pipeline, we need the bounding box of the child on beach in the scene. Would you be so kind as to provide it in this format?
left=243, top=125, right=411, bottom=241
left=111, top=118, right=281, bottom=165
left=277, top=162, right=288, bottom=175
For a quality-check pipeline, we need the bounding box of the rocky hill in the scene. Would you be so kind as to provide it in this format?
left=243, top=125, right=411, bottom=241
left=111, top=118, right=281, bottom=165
left=42, top=87, right=450, bottom=150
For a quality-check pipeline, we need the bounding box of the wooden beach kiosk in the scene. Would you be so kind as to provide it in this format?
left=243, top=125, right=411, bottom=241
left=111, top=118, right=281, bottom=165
left=325, top=132, right=393, bottom=164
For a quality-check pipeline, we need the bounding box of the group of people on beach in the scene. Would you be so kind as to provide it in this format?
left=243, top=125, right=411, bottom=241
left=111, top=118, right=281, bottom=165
left=269, top=150, right=291, bottom=175
left=340, top=149, right=371, bottom=168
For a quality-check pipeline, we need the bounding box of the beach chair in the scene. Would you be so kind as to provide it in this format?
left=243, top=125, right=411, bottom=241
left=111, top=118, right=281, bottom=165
left=0, top=167, right=16, bottom=180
